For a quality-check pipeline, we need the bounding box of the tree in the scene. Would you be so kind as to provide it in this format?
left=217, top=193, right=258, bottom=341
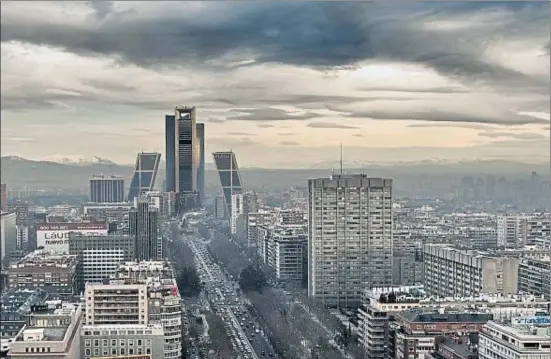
left=238, top=264, right=267, bottom=292
left=176, top=266, right=202, bottom=297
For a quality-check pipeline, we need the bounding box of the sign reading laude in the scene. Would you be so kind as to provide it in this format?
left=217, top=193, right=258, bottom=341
left=36, top=222, right=108, bottom=253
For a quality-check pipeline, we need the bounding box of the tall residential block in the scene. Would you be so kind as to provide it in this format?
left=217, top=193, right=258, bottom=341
left=165, top=106, right=205, bottom=211
left=127, top=152, right=161, bottom=202
left=308, top=174, right=393, bottom=308
left=89, top=175, right=125, bottom=203
left=129, top=198, right=161, bottom=261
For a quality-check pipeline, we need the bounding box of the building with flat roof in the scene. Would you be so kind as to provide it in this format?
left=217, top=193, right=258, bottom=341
left=479, top=321, right=549, bottom=359
left=1, top=289, right=49, bottom=340
left=5, top=302, right=82, bottom=358
left=89, top=175, right=125, bottom=204
left=423, top=244, right=520, bottom=297
left=7, top=250, right=77, bottom=300
left=80, top=323, right=165, bottom=359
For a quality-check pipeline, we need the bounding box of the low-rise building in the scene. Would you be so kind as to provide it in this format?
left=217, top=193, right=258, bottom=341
left=7, top=250, right=77, bottom=300
left=81, top=323, right=165, bottom=359
left=7, top=302, right=83, bottom=358
left=394, top=309, right=493, bottom=359
left=518, top=257, right=550, bottom=299
left=479, top=321, right=550, bottom=359
left=1, top=289, right=49, bottom=340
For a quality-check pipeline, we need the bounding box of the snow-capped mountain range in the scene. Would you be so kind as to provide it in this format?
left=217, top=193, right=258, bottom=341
left=42, top=155, right=117, bottom=166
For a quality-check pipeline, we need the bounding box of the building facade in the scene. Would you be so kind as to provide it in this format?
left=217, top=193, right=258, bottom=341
left=308, top=175, right=393, bottom=308
left=1, top=212, right=17, bottom=269
left=423, top=244, right=520, bottom=297
left=7, top=250, right=78, bottom=300
left=127, top=152, right=161, bottom=202
left=129, top=199, right=161, bottom=261
left=479, top=321, right=550, bottom=359
left=89, top=175, right=125, bottom=204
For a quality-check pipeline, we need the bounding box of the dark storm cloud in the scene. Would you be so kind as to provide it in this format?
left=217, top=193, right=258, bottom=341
left=1, top=2, right=548, bottom=89
left=227, top=108, right=318, bottom=121
left=343, top=109, right=549, bottom=126
left=307, top=122, right=360, bottom=129
left=89, top=0, right=114, bottom=19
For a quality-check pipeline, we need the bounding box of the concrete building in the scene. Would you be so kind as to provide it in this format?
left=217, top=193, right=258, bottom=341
left=265, top=226, right=308, bottom=282
left=497, top=215, right=528, bottom=247
left=1, top=289, right=49, bottom=340
left=81, top=323, right=165, bottom=359
left=69, top=234, right=135, bottom=288
left=394, top=309, right=493, bottom=359
left=7, top=250, right=78, bottom=300
left=89, top=175, right=125, bottom=204
left=214, top=194, right=226, bottom=220
left=357, top=286, right=425, bottom=359
left=84, top=261, right=182, bottom=359
left=212, top=151, right=243, bottom=218
left=393, top=254, right=424, bottom=286
left=7, top=302, right=83, bottom=359
left=230, top=193, right=244, bottom=235
left=479, top=321, right=550, bottom=359
left=1, top=212, right=17, bottom=269
left=423, top=244, right=520, bottom=297
left=85, top=283, right=149, bottom=325
left=308, top=175, right=393, bottom=308
left=518, top=257, right=550, bottom=299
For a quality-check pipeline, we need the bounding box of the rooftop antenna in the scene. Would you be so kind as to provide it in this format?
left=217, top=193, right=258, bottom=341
left=340, top=142, right=343, bottom=175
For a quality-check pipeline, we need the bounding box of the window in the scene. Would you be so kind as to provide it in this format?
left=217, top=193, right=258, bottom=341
left=94, top=340, right=99, bottom=347
left=85, top=348, right=91, bottom=356
left=102, top=339, right=108, bottom=347
left=137, top=339, right=142, bottom=346
left=85, top=339, right=91, bottom=347
left=111, top=339, right=116, bottom=346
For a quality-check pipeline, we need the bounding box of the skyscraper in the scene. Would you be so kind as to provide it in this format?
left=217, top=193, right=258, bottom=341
left=129, top=198, right=161, bottom=260
left=196, top=123, right=205, bottom=206
left=308, top=174, right=393, bottom=308
left=127, top=152, right=161, bottom=202
left=212, top=151, right=243, bottom=215
left=89, top=175, right=125, bottom=203
left=165, top=106, right=205, bottom=211
left=1, top=183, right=7, bottom=212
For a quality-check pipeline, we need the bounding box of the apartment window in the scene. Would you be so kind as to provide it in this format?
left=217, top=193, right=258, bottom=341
left=111, top=339, right=116, bottom=346
left=111, top=348, right=117, bottom=355
left=85, top=339, right=91, bottom=347
left=94, top=340, right=99, bottom=347
left=85, top=348, right=91, bottom=356
left=146, top=348, right=151, bottom=354
left=102, top=339, right=108, bottom=347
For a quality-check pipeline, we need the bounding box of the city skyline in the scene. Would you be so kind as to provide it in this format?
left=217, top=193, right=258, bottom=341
left=1, top=1, right=549, bottom=168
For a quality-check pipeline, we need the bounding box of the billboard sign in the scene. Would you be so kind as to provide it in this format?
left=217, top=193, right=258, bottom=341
left=37, top=222, right=108, bottom=253
left=511, top=316, right=550, bottom=326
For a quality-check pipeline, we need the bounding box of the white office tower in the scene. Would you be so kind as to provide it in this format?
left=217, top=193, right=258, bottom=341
left=479, top=321, right=550, bottom=359
left=308, top=175, right=393, bottom=308
left=230, top=193, right=244, bottom=235
left=497, top=215, right=528, bottom=247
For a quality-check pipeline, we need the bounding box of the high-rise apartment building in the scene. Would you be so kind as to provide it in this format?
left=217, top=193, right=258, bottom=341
left=308, top=175, right=393, bottom=308
left=1, top=183, right=7, bottom=212
left=89, top=175, right=125, bottom=203
left=127, top=152, right=161, bottom=202
left=1, top=212, right=17, bottom=269
left=165, top=106, right=205, bottom=211
left=129, top=198, right=161, bottom=261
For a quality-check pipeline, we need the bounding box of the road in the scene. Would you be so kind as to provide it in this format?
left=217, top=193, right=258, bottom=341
left=187, top=233, right=278, bottom=359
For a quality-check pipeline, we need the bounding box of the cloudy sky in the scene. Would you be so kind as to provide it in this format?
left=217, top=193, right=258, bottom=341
left=1, top=1, right=549, bottom=168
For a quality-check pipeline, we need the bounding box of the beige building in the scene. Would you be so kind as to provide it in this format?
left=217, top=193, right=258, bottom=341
left=423, top=244, right=520, bottom=297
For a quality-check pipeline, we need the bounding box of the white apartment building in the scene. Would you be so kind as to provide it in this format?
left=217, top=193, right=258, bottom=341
left=497, top=215, right=528, bottom=247
left=81, top=323, right=165, bottom=358
left=479, top=321, right=550, bottom=359
left=265, top=226, right=307, bottom=282
left=308, top=175, right=393, bottom=308
left=85, top=283, right=149, bottom=325
left=423, top=244, right=519, bottom=297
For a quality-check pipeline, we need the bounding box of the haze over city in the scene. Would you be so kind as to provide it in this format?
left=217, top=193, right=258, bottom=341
left=1, top=1, right=549, bottom=168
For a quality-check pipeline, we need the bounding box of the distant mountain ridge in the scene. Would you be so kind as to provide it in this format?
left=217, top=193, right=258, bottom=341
left=1, top=156, right=548, bottom=193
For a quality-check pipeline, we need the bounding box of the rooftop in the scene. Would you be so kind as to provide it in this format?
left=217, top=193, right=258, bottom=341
left=1, top=289, right=49, bottom=314
left=398, top=308, right=494, bottom=324
left=10, top=250, right=77, bottom=269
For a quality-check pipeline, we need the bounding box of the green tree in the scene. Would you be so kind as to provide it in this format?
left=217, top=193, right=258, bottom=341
left=176, top=266, right=202, bottom=297
left=238, top=264, right=267, bottom=292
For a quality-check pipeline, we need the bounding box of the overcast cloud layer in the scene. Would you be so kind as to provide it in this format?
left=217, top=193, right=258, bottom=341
left=1, top=1, right=549, bottom=167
